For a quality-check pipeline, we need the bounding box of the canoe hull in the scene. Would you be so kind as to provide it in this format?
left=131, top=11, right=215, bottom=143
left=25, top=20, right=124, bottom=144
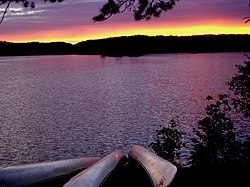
left=0, top=157, right=100, bottom=187
left=64, top=151, right=125, bottom=187
left=129, top=145, right=177, bottom=187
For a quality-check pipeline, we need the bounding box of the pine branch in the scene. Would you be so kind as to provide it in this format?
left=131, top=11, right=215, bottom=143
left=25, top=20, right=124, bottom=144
left=0, top=1, right=11, bottom=24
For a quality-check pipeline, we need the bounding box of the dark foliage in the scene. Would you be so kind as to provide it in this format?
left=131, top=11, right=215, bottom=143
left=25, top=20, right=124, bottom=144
left=1, top=34, right=250, bottom=57
left=1, top=35, right=250, bottom=57
left=0, top=0, right=178, bottom=23
left=93, top=0, right=179, bottom=22
left=75, top=34, right=250, bottom=57
left=190, top=56, right=250, bottom=169
left=149, top=118, right=183, bottom=167
left=150, top=56, right=250, bottom=186
left=228, top=56, right=250, bottom=118
left=0, top=41, right=73, bottom=56
left=191, top=94, right=249, bottom=168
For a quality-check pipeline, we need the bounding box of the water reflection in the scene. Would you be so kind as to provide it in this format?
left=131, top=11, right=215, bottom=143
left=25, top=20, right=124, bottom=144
left=0, top=53, right=247, bottom=167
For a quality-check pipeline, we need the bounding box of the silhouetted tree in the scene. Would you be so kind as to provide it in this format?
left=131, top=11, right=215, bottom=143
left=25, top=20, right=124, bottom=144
left=93, top=0, right=179, bottom=21
left=1, top=0, right=249, bottom=24
left=0, top=0, right=179, bottom=24
left=190, top=95, right=246, bottom=168
left=151, top=56, right=250, bottom=169
left=190, top=57, right=250, bottom=168
left=228, top=56, right=250, bottom=118
left=149, top=118, right=184, bottom=167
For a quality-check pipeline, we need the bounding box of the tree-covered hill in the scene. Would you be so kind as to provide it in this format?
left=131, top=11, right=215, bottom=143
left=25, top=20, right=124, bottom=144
left=1, top=34, right=250, bottom=57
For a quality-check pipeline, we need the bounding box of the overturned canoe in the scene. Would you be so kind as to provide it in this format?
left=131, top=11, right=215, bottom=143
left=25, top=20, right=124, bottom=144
left=86, top=146, right=177, bottom=187
left=0, top=146, right=177, bottom=187
left=0, top=157, right=100, bottom=187
left=64, top=151, right=125, bottom=187
left=129, top=145, right=177, bottom=187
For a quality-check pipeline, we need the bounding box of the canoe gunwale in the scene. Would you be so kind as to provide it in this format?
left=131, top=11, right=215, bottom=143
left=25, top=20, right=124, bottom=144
left=128, top=145, right=177, bottom=187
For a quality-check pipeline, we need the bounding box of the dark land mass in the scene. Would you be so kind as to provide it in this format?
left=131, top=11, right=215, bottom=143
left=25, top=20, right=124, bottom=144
left=0, top=42, right=74, bottom=56
left=1, top=34, right=250, bottom=57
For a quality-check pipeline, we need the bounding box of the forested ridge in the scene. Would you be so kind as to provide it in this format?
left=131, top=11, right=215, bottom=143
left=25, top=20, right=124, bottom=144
left=1, top=34, right=250, bottom=57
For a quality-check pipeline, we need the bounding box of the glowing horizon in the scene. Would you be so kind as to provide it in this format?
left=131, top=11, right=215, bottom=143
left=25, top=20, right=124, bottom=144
left=0, top=0, right=249, bottom=43
left=1, top=23, right=249, bottom=44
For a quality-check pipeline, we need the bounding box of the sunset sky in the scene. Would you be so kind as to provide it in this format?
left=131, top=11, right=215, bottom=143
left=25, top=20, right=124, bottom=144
left=0, top=0, right=249, bottom=43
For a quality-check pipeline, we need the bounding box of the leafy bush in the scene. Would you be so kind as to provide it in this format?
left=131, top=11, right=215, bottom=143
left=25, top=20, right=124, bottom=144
left=228, top=55, right=250, bottom=118
left=190, top=94, right=248, bottom=168
left=149, top=118, right=184, bottom=167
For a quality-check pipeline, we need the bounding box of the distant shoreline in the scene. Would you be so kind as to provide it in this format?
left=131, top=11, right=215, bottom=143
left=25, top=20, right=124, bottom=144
left=1, top=34, right=250, bottom=57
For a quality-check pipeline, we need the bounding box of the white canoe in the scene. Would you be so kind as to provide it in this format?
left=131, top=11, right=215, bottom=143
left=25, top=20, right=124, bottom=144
left=64, top=151, right=125, bottom=187
left=0, top=157, right=100, bottom=187
left=129, top=145, right=177, bottom=187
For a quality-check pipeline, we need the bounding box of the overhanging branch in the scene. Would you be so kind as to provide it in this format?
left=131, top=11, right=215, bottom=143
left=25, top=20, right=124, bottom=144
left=0, top=1, right=11, bottom=24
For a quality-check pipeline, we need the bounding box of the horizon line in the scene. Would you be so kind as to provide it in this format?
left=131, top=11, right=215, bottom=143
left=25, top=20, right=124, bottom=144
left=1, top=33, right=250, bottom=44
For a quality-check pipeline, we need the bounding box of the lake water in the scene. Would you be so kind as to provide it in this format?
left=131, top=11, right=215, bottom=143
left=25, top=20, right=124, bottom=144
left=0, top=53, right=249, bottom=167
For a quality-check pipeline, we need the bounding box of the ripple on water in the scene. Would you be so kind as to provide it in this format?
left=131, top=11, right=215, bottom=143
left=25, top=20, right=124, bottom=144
left=0, top=53, right=249, bottom=167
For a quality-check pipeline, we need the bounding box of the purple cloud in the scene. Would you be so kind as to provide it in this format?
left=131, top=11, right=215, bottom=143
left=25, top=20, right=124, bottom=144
left=0, top=0, right=249, bottom=41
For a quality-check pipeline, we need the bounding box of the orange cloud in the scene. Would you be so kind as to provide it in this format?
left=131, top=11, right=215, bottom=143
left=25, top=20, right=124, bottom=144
left=1, top=21, right=250, bottom=44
